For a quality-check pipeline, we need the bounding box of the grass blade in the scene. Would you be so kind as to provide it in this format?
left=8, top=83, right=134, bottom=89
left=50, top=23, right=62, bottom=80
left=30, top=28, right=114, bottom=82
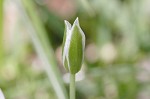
left=16, top=0, right=68, bottom=99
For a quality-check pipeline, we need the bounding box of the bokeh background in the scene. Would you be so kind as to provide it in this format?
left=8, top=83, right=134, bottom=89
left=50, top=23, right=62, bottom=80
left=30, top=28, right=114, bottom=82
left=1, top=0, right=150, bottom=99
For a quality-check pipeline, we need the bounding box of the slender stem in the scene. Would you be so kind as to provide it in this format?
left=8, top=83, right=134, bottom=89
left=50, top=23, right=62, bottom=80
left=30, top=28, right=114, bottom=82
left=70, top=74, right=75, bottom=99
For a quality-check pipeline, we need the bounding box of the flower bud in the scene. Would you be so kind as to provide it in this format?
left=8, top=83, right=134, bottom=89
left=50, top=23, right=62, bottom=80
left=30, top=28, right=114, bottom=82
left=62, top=17, right=85, bottom=74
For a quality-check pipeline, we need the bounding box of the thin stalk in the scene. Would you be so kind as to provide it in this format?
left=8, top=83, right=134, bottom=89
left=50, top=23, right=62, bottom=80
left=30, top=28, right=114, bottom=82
left=70, top=74, right=75, bottom=99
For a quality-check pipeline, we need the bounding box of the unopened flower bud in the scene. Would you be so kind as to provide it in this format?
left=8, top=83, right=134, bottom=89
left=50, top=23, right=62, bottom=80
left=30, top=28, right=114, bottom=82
left=62, top=17, right=85, bottom=74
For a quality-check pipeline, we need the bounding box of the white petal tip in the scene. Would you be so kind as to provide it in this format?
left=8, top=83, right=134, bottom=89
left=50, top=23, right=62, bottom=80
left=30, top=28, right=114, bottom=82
left=75, top=17, right=79, bottom=21
left=74, top=17, right=79, bottom=26
left=64, top=20, right=71, bottom=30
left=64, top=20, right=68, bottom=24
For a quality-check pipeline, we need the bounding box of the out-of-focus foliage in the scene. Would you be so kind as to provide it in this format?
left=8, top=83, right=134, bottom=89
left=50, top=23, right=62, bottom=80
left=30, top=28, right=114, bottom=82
left=1, top=0, right=150, bottom=99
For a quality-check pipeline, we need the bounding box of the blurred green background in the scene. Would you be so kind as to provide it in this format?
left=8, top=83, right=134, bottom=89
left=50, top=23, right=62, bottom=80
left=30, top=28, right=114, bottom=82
left=1, top=0, right=150, bottom=99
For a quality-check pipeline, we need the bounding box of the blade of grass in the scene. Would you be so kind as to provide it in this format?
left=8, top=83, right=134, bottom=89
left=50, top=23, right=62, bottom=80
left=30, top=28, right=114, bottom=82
left=0, top=0, right=4, bottom=60
left=0, top=0, right=3, bottom=32
left=16, top=0, right=68, bottom=99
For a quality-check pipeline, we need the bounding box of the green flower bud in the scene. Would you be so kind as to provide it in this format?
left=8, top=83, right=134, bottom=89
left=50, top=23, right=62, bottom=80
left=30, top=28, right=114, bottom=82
left=62, top=17, right=85, bottom=74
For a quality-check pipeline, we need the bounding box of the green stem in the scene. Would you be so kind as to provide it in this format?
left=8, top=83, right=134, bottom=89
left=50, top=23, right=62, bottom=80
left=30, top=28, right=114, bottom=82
left=70, top=74, right=75, bottom=99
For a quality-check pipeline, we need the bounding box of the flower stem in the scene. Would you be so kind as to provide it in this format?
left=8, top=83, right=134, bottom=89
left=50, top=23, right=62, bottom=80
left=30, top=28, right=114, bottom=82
left=70, top=74, right=75, bottom=99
